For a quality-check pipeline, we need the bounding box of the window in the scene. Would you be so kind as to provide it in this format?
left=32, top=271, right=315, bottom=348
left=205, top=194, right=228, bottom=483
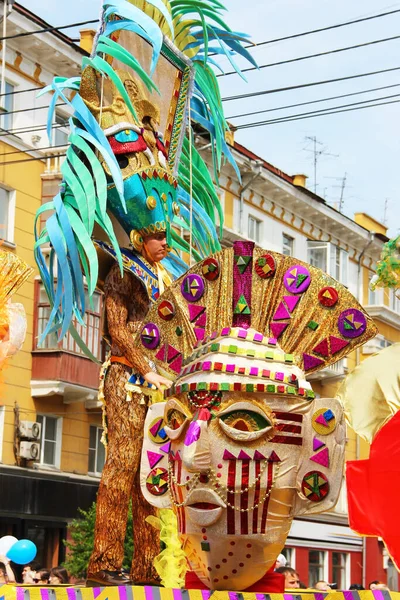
left=368, top=272, right=377, bottom=305
left=36, top=414, right=62, bottom=468
left=307, top=241, right=348, bottom=285
left=332, top=552, right=349, bottom=590
left=308, top=240, right=327, bottom=271
left=36, top=284, right=103, bottom=360
left=308, top=550, right=326, bottom=586
left=282, top=233, right=294, bottom=256
left=248, top=215, right=262, bottom=243
left=88, top=425, right=105, bottom=475
left=282, top=547, right=295, bottom=568
left=0, top=81, right=14, bottom=131
left=390, top=289, right=400, bottom=313
left=0, top=186, right=15, bottom=243
left=54, top=111, right=69, bottom=146
left=0, top=406, right=5, bottom=462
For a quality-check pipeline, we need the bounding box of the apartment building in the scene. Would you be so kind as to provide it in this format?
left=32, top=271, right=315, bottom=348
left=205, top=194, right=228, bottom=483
left=198, top=134, right=399, bottom=589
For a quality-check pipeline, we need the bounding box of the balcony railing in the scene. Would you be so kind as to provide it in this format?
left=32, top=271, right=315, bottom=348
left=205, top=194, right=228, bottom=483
left=308, top=358, right=347, bottom=381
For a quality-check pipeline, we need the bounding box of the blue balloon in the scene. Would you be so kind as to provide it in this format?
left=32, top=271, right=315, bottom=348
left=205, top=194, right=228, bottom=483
left=6, top=539, right=37, bottom=565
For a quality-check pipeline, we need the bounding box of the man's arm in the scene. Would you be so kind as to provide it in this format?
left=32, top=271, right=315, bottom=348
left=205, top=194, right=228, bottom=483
left=105, top=264, right=152, bottom=377
left=105, top=264, right=172, bottom=390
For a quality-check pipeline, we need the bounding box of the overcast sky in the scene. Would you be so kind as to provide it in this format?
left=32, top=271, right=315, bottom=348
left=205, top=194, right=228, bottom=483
left=21, top=0, right=400, bottom=236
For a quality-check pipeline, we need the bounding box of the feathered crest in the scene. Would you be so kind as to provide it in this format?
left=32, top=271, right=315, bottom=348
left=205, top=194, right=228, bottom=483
left=35, top=0, right=256, bottom=359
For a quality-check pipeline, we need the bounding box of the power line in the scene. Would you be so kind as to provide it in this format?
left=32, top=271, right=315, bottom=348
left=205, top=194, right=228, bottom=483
left=235, top=8, right=400, bottom=52
left=0, top=152, right=66, bottom=166
left=0, top=18, right=98, bottom=42
left=222, top=66, right=400, bottom=102
left=0, top=122, right=64, bottom=138
left=226, top=82, right=400, bottom=120
left=217, top=35, right=400, bottom=78
left=235, top=97, right=400, bottom=129
left=235, top=91, right=400, bottom=128
left=0, top=102, right=65, bottom=117
left=0, top=85, right=43, bottom=98
left=0, top=143, right=67, bottom=158
left=0, top=95, right=398, bottom=164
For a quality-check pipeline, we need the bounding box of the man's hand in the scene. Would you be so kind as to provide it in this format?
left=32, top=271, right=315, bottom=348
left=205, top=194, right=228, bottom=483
left=144, top=372, right=173, bottom=391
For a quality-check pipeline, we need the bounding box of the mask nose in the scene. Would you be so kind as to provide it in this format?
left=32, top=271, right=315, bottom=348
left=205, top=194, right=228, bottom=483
left=182, top=408, right=211, bottom=473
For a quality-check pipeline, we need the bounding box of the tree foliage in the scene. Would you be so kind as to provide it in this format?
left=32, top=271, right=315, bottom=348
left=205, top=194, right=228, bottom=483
left=63, top=502, right=134, bottom=578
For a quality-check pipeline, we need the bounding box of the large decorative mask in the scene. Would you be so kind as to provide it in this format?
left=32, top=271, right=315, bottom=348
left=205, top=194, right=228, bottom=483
left=138, top=242, right=377, bottom=590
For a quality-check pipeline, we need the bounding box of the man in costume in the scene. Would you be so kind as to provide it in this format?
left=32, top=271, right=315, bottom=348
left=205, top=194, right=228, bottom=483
left=139, top=241, right=377, bottom=591
left=87, top=234, right=173, bottom=586
left=34, top=0, right=258, bottom=587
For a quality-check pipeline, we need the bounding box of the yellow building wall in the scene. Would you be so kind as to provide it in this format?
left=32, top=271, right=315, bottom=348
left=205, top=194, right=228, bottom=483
left=0, top=140, right=102, bottom=475
left=1, top=141, right=43, bottom=465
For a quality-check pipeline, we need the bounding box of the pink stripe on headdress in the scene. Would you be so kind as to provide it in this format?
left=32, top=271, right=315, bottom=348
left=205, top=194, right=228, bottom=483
left=232, top=241, right=254, bottom=329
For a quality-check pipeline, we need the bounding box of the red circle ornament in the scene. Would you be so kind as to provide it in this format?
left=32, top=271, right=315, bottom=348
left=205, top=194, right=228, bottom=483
left=255, top=254, right=276, bottom=279
left=158, top=299, right=176, bottom=321
left=301, top=470, right=329, bottom=502
left=202, top=257, right=220, bottom=281
left=318, top=286, right=339, bottom=308
left=146, top=467, right=168, bottom=496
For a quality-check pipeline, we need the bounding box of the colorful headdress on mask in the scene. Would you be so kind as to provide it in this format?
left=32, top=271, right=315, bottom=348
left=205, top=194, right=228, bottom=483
left=34, top=0, right=257, bottom=353
left=136, top=241, right=377, bottom=378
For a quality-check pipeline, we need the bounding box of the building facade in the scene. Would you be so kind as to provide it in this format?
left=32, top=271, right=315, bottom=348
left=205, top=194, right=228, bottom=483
left=0, top=1, right=398, bottom=587
left=198, top=134, right=399, bottom=589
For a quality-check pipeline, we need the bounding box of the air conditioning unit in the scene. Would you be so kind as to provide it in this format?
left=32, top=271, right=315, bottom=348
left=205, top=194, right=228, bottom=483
left=19, top=420, right=41, bottom=440
left=20, top=441, right=40, bottom=461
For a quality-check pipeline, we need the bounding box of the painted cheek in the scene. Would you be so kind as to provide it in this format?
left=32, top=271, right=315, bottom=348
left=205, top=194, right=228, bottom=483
left=185, top=421, right=201, bottom=446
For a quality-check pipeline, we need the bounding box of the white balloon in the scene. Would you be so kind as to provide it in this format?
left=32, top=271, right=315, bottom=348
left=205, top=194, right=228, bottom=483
left=0, top=535, right=18, bottom=556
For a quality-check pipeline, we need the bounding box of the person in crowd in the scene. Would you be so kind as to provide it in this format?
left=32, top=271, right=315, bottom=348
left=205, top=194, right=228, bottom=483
left=275, top=567, right=301, bottom=589
left=349, top=583, right=365, bottom=590
left=314, top=580, right=332, bottom=591
left=0, top=555, right=16, bottom=584
left=22, top=561, right=41, bottom=584
left=369, top=580, right=389, bottom=591
left=49, top=567, right=69, bottom=585
left=275, top=554, right=287, bottom=570
left=34, top=569, right=50, bottom=585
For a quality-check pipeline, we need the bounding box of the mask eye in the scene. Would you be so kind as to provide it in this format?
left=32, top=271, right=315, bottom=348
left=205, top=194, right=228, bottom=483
left=115, top=129, right=139, bottom=143
left=164, top=399, right=190, bottom=440
left=218, top=402, right=274, bottom=441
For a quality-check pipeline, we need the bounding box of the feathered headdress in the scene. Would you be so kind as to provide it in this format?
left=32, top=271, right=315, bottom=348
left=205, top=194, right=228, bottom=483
left=34, top=0, right=257, bottom=358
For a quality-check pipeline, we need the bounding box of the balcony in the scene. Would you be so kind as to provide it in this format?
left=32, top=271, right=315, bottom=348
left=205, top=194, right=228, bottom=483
left=308, top=358, right=347, bottom=381
left=31, top=282, right=103, bottom=407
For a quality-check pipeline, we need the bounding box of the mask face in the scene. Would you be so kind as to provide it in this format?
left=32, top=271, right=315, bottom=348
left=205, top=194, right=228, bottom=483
left=141, top=387, right=345, bottom=591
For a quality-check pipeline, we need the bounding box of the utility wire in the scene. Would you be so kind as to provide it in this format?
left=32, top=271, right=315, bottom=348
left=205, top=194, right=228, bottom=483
left=243, top=8, right=400, bottom=51
left=0, top=18, right=98, bottom=42
left=235, top=97, right=400, bottom=129
left=217, top=35, right=400, bottom=78
left=0, top=95, right=398, bottom=165
left=0, top=144, right=68, bottom=157
left=0, top=153, right=67, bottom=166
left=0, top=103, right=65, bottom=117
left=227, top=82, right=400, bottom=120
left=0, top=122, right=64, bottom=138
left=0, top=85, right=43, bottom=98
left=222, top=66, right=400, bottom=102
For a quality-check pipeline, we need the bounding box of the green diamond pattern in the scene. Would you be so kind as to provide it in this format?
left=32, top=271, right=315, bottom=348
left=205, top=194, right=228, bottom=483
left=234, top=294, right=251, bottom=315
left=234, top=255, right=252, bottom=274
